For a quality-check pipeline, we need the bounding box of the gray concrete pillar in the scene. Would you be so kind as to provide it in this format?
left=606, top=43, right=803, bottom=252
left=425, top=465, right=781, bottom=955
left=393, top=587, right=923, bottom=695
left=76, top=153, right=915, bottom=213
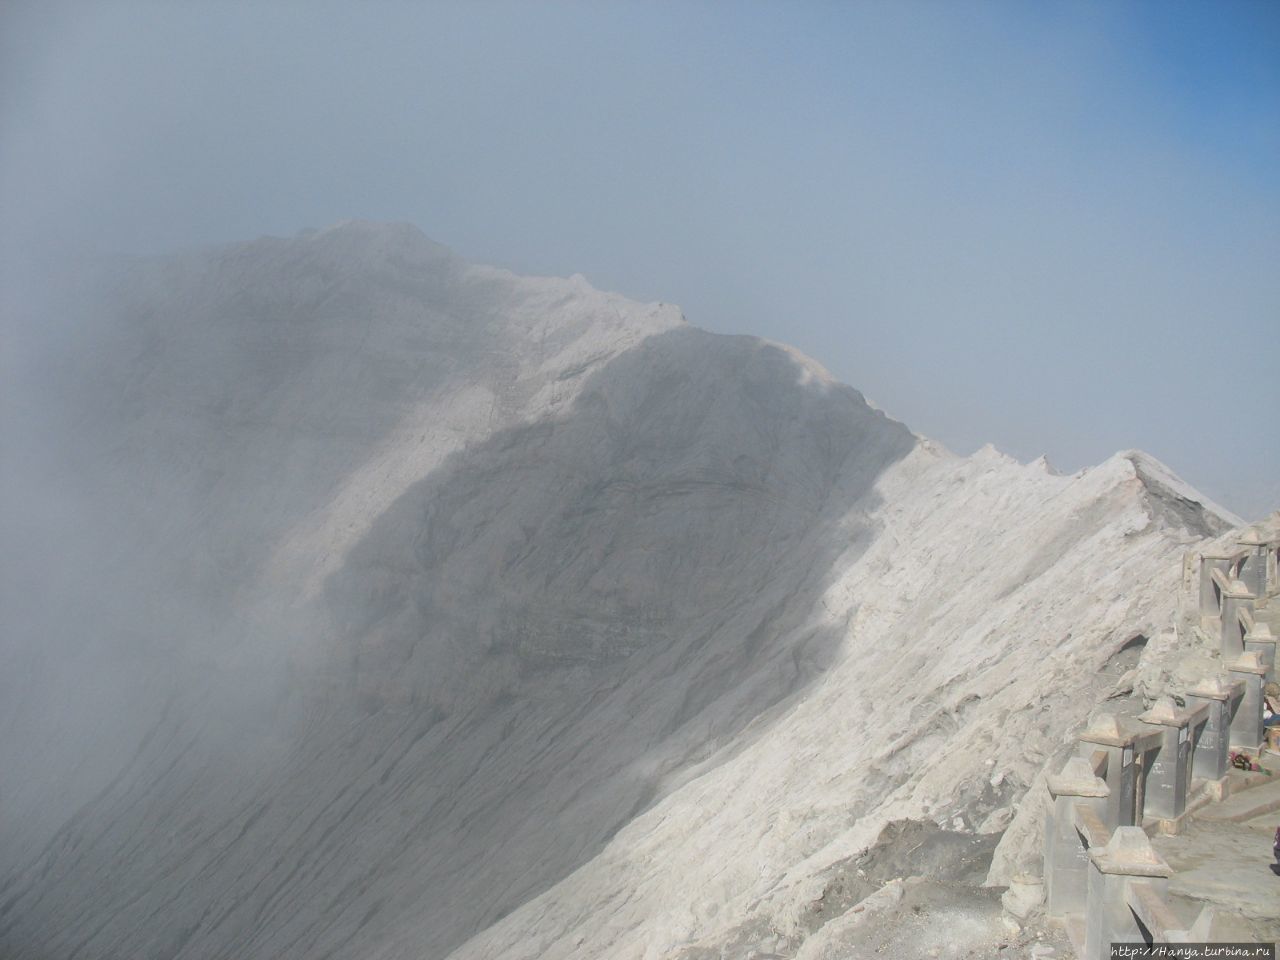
left=1198, top=554, right=1233, bottom=620
left=1244, top=623, right=1276, bottom=685
left=1044, top=757, right=1110, bottom=920
left=1186, top=676, right=1232, bottom=790
left=1085, top=828, right=1173, bottom=960
left=1228, top=651, right=1267, bottom=751
left=1136, top=698, right=1194, bottom=824
left=1238, top=531, right=1269, bottom=602
left=1076, top=714, right=1141, bottom=829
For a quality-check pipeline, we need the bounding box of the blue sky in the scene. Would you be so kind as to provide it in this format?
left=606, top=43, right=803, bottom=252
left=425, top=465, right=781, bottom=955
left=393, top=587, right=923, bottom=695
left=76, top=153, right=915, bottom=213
left=2, top=1, right=1277, bottom=517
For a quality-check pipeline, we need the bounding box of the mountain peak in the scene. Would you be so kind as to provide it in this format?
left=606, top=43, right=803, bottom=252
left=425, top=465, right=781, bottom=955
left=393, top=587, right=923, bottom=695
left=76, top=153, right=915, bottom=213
left=1109, top=449, right=1242, bottom=531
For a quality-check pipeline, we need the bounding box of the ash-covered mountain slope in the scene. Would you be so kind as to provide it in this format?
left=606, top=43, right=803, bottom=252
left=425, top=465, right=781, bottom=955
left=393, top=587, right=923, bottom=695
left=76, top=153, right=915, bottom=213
left=0, top=223, right=1239, bottom=960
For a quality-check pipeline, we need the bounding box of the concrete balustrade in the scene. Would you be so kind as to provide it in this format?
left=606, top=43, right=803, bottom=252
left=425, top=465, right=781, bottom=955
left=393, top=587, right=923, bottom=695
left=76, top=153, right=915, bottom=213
left=1044, top=757, right=1111, bottom=919
left=1040, top=660, right=1275, bottom=959
left=1227, top=651, right=1268, bottom=750
left=1126, top=881, right=1215, bottom=945
left=1185, top=675, right=1240, bottom=797
left=1044, top=669, right=1257, bottom=952
left=1044, top=801, right=1214, bottom=959
left=1244, top=622, right=1276, bottom=684
left=1084, top=828, right=1173, bottom=960
left=1076, top=714, right=1157, bottom=829
left=1219, top=578, right=1255, bottom=660
left=1040, top=539, right=1280, bottom=957
left=1164, top=904, right=1216, bottom=945
left=1192, top=537, right=1274, bottom=627
left=1136, top=697, right=1205, bottom=830
left=1237, top=530, right=1270, bottom=604
left=1198, top=552, right=1238, bottom=620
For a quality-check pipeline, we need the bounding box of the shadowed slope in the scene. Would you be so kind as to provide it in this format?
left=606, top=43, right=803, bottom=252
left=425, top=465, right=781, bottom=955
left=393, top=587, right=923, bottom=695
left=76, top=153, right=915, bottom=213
left=0, top=230, right=915, bottom=959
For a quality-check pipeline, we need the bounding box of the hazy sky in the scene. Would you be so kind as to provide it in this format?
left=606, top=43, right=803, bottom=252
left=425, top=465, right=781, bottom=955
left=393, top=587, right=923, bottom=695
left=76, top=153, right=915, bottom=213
left=3, top=1, right=1277, bottom=518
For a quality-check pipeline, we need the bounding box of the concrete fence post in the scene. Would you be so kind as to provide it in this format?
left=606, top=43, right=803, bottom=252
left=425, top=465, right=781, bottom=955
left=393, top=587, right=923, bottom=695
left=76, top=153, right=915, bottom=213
left=1185, top=676, right=1232, bottom=798
left=1198, top=553, right=1234, bottom=621
left=1085, top=827, right=1173, bottom=960
left=1244, top=622, right=1276, bottom=685
left=1136, top=697, right=1196, bottom=830
left=1044, top=757, right=1110, bottom=920
left=1076, top=714, right=1140, bottom=829
left=1228, top=651, right=1267, bottom=751
left=1237, top=530, right=1269, bottom=604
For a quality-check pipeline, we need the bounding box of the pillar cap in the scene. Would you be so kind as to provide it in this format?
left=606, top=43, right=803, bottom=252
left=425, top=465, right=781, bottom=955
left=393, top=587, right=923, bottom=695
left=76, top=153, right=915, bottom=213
left=1227, top=651, right=1268, bottom=676
left=1139, top=696, right=1193, bottom=727
left=1187, top=675, right=1232, bottom=701
left=1088, top=826, right=1173, bottom=877
left=1223, top=579, right=1256, bottom=600
left=1238, top=529, right=1267, bottom=546
left=1046, top=756, right=1110, bottom=798
left=1077, top=713, right=1139, bottom=747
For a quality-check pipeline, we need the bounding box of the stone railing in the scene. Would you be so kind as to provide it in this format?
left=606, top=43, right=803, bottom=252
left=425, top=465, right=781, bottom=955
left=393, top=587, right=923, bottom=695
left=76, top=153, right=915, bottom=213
left=1039, top=532, right=1278, bottom=957
left=1043, top=704, right=1226, bottom=959
left=1198, top=532, right=1280, bottom=641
